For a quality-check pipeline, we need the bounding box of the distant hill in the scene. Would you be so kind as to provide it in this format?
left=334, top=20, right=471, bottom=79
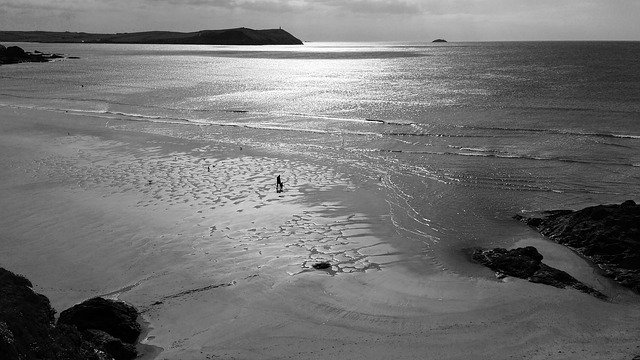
left=0, top=28, right=303, bottom=45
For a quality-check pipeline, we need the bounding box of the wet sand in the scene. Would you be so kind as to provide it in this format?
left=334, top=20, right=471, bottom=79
left=1, top=106, right=638, bottom=359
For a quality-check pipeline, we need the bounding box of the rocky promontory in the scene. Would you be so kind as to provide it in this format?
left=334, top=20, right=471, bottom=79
left=515, top=200, right=640, bottom=294
left=0, top=44, right=66, bottom=65
left=0, top=267, right=141, bottom=360
left=0, top=28, right=303, bottom=45
left=472, top=246, right=606, bottom=299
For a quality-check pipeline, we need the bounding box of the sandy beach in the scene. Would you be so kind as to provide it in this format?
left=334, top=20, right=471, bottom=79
left=1, top=106, right=639, bottom=360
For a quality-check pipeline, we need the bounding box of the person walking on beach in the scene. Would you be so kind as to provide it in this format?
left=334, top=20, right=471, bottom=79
left=276, top=175, right=284, bottom=193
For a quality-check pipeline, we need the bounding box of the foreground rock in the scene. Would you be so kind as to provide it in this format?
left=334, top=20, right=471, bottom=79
left=473, top=247, right=606, bottom=299
left=0, top=44, right=65, bottom=65
left=0, top=267, right=140, bottom=360
left=515, top=200, right=640, bottom=294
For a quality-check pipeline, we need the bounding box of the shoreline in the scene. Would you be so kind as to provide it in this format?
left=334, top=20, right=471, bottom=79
left=1, top=106, right=639, bottom=359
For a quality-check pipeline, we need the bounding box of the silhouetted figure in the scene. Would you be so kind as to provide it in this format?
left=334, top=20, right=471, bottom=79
left=276, top=175, right=284, bottom=193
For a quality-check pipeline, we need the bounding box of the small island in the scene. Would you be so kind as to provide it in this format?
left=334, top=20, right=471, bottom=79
left=432, top=39, right=447, bottom=43
left=0, top=28, right=303, bottom=46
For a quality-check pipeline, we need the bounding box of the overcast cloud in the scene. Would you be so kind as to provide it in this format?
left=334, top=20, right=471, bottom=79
left=1, top=0, right=639, bottom=41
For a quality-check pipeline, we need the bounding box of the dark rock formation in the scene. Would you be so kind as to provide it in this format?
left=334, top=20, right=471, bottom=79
left=0, top=267, right=101, bottom=359
left=474, top=246, right=542, bottom=278
left=0, top=28, right=303, bottom=45
left=83, top=329, right=137, bottom=360
left=59, top=297, right=141, bottom=344
left=472, top=247, right=606, bottom=299
left=432, top=39, right=447, bottom=43
left=0, top=44, right=67, bottom=65
left=0, top=267, right=54, bottom=359
left=515, top=200, right=640, bottom=294
left=0, top=267, right=141, bottom=360
left=312, top=262, right=332, bottom=270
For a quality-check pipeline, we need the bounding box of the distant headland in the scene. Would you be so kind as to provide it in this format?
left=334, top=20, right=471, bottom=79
left=0, top=27, right=303, bottom=45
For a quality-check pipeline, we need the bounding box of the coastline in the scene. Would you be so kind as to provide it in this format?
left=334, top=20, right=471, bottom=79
left=1, top=106, right=639, bottom=359
left=0, top=28, right=304, bottom=45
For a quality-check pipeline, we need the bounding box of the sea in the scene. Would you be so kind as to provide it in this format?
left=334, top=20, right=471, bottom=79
left=1, top=41, right=639, bottom=271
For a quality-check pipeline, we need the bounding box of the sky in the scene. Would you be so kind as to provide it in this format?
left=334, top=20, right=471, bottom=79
left=1, top=0, right=639, bottom=41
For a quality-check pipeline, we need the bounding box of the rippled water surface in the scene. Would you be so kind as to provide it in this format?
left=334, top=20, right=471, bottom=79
left=2, top=41, right=639, bottom=270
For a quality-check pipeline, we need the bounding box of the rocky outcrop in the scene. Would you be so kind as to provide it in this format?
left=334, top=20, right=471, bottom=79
left=0, top=267, right=100, bottom=359
left=312, top=262, right=331, bottom=270
left=472, top=247, right=606, bottom=299
left=515, top=200, right=640, bottom=294
left=59, top=297, right=141, bottom=344
left=0, top=44, right=65, bottom=65
left=0, top=28, right=303, bottom=45
left=0, top=267, right=141, bottom=360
